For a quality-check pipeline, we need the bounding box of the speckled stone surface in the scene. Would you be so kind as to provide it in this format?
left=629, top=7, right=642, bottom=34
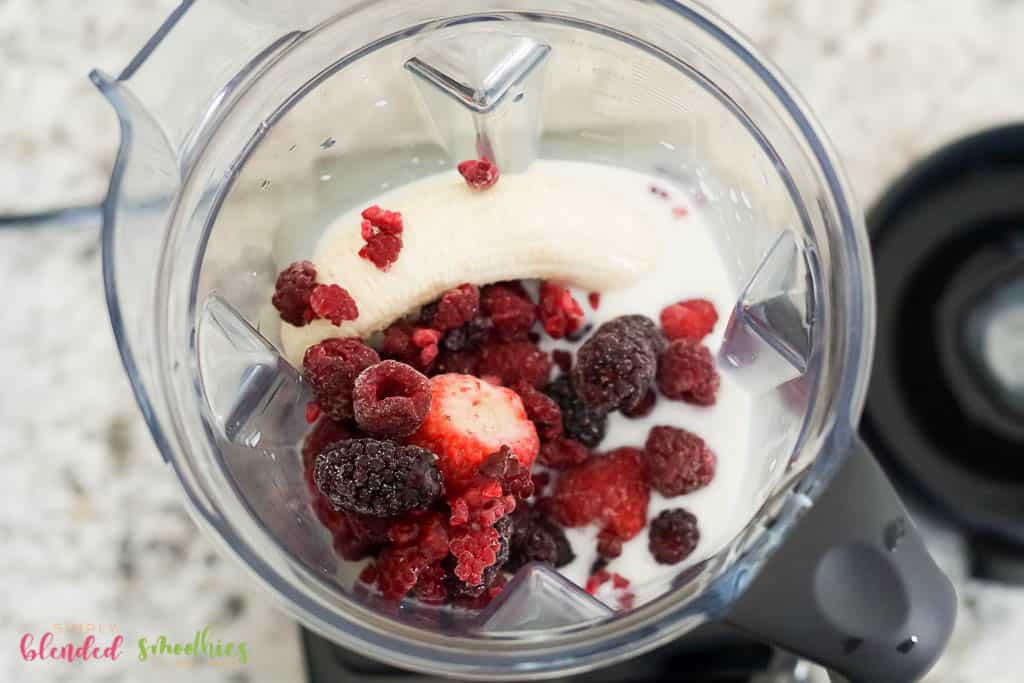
left=2, top=2, right=1024, bottom=682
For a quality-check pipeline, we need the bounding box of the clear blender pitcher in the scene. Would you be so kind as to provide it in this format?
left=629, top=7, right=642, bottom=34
left=91, top=1, right=956, bottom=680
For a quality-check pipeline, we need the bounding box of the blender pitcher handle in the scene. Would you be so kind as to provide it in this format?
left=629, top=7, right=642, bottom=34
left=723, top=437, right=956, bottom=683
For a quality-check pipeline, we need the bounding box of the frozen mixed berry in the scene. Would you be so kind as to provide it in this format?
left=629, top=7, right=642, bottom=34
left=314, top=438, right=443, bottom=517
left=434, top=349, right=481, bottom=376
left=411, top=327, right=441, bottom=369
left=648, top=508, right=700, bottom=565
left=361, top=205, right=404, bottom=235
left=553, top=447, right=649, bottom=541
left=588, top=292, right=601, bottom=310
left=586, top=570, right=634, bottom=609
left=538, top=282, right=585, bottom=339
left=309, top=284, right=359, bottom=326
left=537, top=437, right=590, bottom=470
left=457, top=158, right=500, bottom=190
left=481, top=283, right=537, bottom=341
left=302, top=418, right=354, bottom=492
left=596, top=530, right=623, bottom=559
left=359, top=234, right=403, bottom=271
left=352, top=361, right=432, bottom=437
left=345, top=510, right=392, bottom=544
left=448, top=516, right=512, bottom=598
left=660, top=299, right=718, bottom=341
left=601, top=314, right=668, bottom=355
left=303, top=338, right=380, bottom=420
left=413, top=562, right=449, bottom=605
left=448, top=521, right=503, bottom=587
left=479, top=341, right=552, bottom=389
left=506, top=505, right=574, bottom=572
left=272, top=260, right=317, bottom=326
left=379, top=322, right=418, bottom=365
left=512, top=382, right=563, bottom=441
left=408, top=373, right=539, bottom=493
left=442, top=315, right=493, bottom=352
left=375, top=512, right=449, bottom=599
left=645, top=425, right=716, bottom=496
left=431, top=284, right=480, bottom=332
left=621, top=388, right=657, bottom=418
left=478, top=446, right=535, bottom=501
left=572, top=315, right=661, bottom=413
left=329, top=515, right=377, bottom=561
left=551, top=349, right=573, bottom=373
left=544, top=375, right=607, bottom=449
left=657, top=339, right=720, bottom=406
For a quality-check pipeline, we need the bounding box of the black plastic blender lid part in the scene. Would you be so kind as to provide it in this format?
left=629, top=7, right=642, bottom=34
left=863, top=123, right=1024, bottom=544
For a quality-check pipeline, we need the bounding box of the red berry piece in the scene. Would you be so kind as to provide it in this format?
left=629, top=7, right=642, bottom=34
left=272, top=260, right=317, bottom=326
left=359, top=232, right=403, bottom=271
left=479, top=341, right=552, bottom=388
left=361, top=205, right=404, bottom=235
left=309, top=283, right=359, bottom=325
left=375, top=544, right=429, bottom=599
left=657, top=339, right=720, bottom=406
left=537, top=437, right=590, bottom=470
left=588, top=292, right=601, bottom=310
left=551, top=349, right=573, bottom=373
left=478, top=445, right=535, bottom=500
left=539, top=282, right=585, bottom=339
left=649, top=508, right=700, bottom=564
left=379, top=322, right=418, bottom=364
left=553, top=447, right=649, bottom=540
left=513, top=381, right=563, bottom=441
left=352, top=361, right=432, bottom=437
left=413, top=562, right=449, bottom=605
left=305, top=402, right=321, bottom=424
left=659, top=299, right=718, bottom=341
left=481, top=283, right=537, bottom=341
left=432, top=284, right=480, bottom=332
left=411, top=327, right=442, bottom=370
left=621, top=388, right=657, bottom=419
left=596, top=530, right=623, bottom=559
left=645, top=425, right=716, bottom=496
left=303, top=338, right=380, bottom=420
left=457, top=158, right=500, bottom=190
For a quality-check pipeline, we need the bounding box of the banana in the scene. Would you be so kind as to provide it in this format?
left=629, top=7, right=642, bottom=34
left=279, top=160, right=660, bottom=368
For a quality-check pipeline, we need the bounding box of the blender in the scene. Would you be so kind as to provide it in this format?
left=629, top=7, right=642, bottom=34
left=91, top=1, right=957, bottom=680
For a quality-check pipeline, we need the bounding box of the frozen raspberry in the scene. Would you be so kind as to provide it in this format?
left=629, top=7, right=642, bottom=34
left=448, top=516, right=512, bottom=598
left=538, top=282, right=585, bottom=339
left=588, top=292, right=601, bottom=310
left=272, top=260, right=318, bottom=326
left=457, top=158, right=500, bottom=190
left=597, top=530, right=623, bottom=559
left=408, top=374, right=539, bottom=493
left=551, top=349, right=573, bottom=373
left=656, top=339, right=720, bottom=406
left=314, top=438, right=443, bottom=517
left=388, top=511, right=451, bottom=560
left=442, top=315, right=493, bottom=352
left=449, top=524, right=501, bottom=587
left=449, top=479, right=516, bottom=529
left=331, top=522, right=376, bottom=561
left=649, top=508, right=700, bottom=564
left=553, top=448, right=649, bottom=540
left=352, top=361, right=432, bottom=437
left=375, top=544, right=429, bottom=599
left=478, top=446, right=535, bottom=501
left=506, top=505, right=574, bottom=571
left=361, top=205, right=404, bottom=235
left=481, top=283, right=537, bottom=340
left=621, top=389, right=657, bottom=418
left=572, top=316, right=661, bottom=412
left=479, top=341, right=552, bottom=388
left=309, top=284, right=359, bottom=326
left=359, top=233, right=403, bottom=270
left=312, top=494, right=350, bottom=536
left=537, top=437, right=590, bottom=470
left=544, top=375, right=607, bottom=449
left=411, top=328, right=441, bottom=369
left=645, top=425, right=716, bottom=496
left=431, top=284, right=480, bottom=332
left=345, top=510, right=392, bottom=544
left=379, top=322, right=418, bottom=364
left=513, top=382, right=563, bottom=441
left=303, top=338, right=380, bottom=420
left=413, top=562, right=449, bottom=605
left=434, top=349, right=481, bottom=376
left=660, top=299, right=718, bottom=341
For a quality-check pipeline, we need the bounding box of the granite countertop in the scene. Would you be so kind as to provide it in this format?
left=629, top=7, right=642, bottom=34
left=2, top=2, right=1023, bottom=682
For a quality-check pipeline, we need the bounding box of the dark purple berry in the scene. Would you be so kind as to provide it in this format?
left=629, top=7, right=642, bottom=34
left=572, top=315, right=661, bottom=413
left=649, top=508, right=700, bottom=565
left=544, top=375, right=607, bottom=448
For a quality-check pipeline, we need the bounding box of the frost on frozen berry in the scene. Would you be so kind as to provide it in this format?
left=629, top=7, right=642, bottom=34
left=309, top=284, right=359, bottom=325
left=432, top=284, right=480, bottom=332
left=303, top=338, right=380, bottom=420
left=314, top=438, right=443, bottom=517
left=538, top=437, right=590, bottom=470
left=358, top=205, right=404, bottom=271
left=572, top=315, right=661, bottom=413
left=506, top=504, right=575, bottom=572
left=553, top=447, right=649, bottom=541
left=539, top=281, right=585, bottom=339
left=621, top=388, right=657, bottom=419
left=657, top=338, right=720, bottom=406
left=544, top=375, right=607, bottom=449
left=272, top=260, right=317, bottom=326
left=645, top=425, right=716, bottom=496
left=513, top=381, right=563, bottom=441
left=649, top=508, right=700, bottom=564
left=481, top=283, right=537, bottom=341
left=479, top=341, right=552, bottom=389
left=660, top=299, right=718, bottom=341
left=457, top=158, right=500, bottom=190
left=448, top=516, right=512, bottom=597
left=375, top=512, right=449, bottom=600
left=352, top=360, right=432, bottom=437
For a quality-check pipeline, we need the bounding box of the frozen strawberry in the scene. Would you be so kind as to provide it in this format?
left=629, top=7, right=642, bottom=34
left=659, top=299, right=718, bottom=341
left=553, top=447, right=649, bottom=541
left=407, top=374, right=539, bottom=493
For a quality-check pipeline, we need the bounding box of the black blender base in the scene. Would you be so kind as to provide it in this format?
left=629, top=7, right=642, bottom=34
left=300, top=624, right=783, bottom=682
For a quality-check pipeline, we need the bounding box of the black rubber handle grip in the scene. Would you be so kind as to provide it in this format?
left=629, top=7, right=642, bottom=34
left=724, top=437, right=957, bottom=682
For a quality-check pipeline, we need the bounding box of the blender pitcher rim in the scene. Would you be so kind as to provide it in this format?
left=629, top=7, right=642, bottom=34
left=93, top=0, right=875, bottom=677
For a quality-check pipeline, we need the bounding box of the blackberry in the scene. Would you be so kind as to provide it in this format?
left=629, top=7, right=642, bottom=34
left=572, top=315, right=662, bottom=413
left=313, top=438, right=443, bottom=517
left=506, top=506, right=574, bottom=572
left=544, top=375, right=607, bottom=449
left=648, top=508, right=700, bottom=565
